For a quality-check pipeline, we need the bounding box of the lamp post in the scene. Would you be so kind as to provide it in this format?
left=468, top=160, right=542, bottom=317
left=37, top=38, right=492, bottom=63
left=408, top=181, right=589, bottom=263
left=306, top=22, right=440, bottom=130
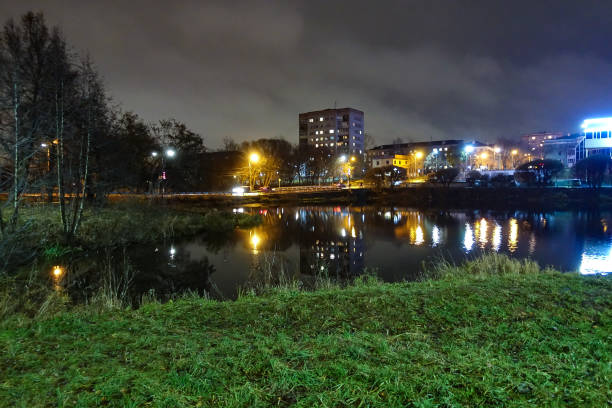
left=151, top=148, right=176, bottom=196
left=494, top=147, right=501, bottom=169
left=511, top=149, right=518, bottom=168
left=414, top=151, right=423, bottom=177
left=338, top=155, right=355, bottom=187
left=249, top=152, right=260, bottom=192
left=464, top=145, right=474, bottom=173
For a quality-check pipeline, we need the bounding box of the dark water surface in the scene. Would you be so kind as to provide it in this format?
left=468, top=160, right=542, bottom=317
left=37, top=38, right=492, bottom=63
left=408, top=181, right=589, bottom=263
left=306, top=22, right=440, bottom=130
left=60, top=206, right=612, bottom=302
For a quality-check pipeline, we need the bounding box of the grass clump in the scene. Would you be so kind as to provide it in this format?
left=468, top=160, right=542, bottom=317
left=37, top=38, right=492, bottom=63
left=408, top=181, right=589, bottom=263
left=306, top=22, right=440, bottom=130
left=0, top=256, right=610, bottom=407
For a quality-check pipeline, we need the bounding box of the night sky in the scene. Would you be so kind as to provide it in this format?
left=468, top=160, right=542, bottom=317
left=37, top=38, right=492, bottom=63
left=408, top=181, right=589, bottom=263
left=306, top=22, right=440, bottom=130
left=3, top=0, right=612, bottom=148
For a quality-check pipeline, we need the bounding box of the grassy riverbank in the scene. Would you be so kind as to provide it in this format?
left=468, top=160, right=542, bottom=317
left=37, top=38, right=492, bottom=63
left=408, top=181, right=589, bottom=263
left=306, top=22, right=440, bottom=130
left=1, top=203, right=262, bottom=270
left=1, top=256, right=610, bottom=407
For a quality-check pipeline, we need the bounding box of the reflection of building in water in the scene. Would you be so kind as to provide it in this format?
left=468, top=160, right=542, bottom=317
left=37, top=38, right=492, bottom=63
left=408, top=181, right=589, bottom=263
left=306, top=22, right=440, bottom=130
left=298, top=209, right=365, bottom=277
left=392, top=211, right=432, bottom=246
left=579, top=240, right=612, bottom=275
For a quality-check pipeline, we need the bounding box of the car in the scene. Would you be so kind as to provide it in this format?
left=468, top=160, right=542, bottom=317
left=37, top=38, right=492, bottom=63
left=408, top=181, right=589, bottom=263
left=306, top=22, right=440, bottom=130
left=336, top=183, right=347, bottom=188
left=259, top=186, right=271, bottom=193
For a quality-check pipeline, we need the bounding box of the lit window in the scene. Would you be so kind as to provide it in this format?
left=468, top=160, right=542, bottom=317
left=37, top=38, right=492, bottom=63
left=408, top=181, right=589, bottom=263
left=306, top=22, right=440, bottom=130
left=308, top=118, right=314, bottom=123
left=316, top=138, right=319, bottom=141
left=532, top=136, right=536, bottom=140
left=315, top=144, right=319, bottom=147
left=359, top=130, right=362, bottom=134
left=319, top=117, right=324, bottom=121
left=329, top=129, right=334, bottom=134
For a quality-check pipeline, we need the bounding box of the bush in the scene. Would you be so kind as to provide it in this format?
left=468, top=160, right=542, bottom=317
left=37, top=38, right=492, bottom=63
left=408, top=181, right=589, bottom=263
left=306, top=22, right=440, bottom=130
left=428, top=167, right=459, bottom=186
left=490, top=174, right=515, bottom=187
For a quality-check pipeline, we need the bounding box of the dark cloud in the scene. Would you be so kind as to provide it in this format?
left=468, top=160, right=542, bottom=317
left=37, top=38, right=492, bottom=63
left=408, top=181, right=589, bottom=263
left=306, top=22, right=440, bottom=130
left=2, top=0, right=612, bottom=147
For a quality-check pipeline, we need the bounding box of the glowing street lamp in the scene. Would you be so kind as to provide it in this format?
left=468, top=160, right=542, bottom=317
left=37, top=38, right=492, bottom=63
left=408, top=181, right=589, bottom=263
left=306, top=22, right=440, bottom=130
left=150, top=148, right=177, bottom=195
left=413, top=151, right=423, bottom=177
left=511, top=149, right=519, bottom=168
left=249, top=152, right=260, bottom=191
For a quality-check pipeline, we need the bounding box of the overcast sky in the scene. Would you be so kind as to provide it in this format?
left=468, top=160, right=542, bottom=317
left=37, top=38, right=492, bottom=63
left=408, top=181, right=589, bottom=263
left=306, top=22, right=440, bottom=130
left=2, top=0, right=612, bottom=148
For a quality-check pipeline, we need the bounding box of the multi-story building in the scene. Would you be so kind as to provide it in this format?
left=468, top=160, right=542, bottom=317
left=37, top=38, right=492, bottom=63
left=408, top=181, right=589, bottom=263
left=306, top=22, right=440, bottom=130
left=521, top=131, right=567, bottom=159
left=299, top=108, right=364, bottom=156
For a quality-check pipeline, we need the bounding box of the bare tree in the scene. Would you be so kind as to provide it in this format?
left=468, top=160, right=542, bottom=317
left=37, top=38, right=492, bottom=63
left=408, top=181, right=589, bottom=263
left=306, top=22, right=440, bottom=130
left=0, top=12, right=51, bottom=235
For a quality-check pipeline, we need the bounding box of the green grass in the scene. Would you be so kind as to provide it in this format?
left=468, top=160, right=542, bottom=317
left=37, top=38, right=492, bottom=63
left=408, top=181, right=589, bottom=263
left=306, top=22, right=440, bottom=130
left=0, top=256, right=610, bottom=407
left=0, top=203, right=262, bottom=270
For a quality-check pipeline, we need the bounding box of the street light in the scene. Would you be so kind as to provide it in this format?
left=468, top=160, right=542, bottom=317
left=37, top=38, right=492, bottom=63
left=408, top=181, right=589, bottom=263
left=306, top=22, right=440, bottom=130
left=493, top=147, right=501, bottom=169
left=413, top=151, right=423, bottom=177
left=511, top=149, right=518, bottom=168
left=150, top=148, right=176, bottom=195
left=249, top=152, right=260, bottom=191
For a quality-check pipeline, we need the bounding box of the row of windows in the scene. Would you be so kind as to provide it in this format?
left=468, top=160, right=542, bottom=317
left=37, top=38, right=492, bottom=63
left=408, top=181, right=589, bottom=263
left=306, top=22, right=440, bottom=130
left=315, top=142, right=350, bottom=148
left=585, top=131, right=611, bottom=139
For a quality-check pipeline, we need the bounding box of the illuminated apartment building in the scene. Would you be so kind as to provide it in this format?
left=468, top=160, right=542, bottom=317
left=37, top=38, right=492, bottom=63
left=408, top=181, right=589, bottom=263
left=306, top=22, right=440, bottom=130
left=298, top=108, right=364, bottom=156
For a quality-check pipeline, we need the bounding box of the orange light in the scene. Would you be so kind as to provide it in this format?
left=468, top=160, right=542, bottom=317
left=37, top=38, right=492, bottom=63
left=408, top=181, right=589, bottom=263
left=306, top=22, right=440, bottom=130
left=52, top=266, right=63, bottom=278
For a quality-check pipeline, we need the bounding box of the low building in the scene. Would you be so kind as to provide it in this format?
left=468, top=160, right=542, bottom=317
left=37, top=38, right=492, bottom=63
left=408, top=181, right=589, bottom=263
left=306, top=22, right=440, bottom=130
left=542, top=134, right=585, bottom=168
left=368, top=140, right=495, bottom=173
left=580, top=117, right=612, bottom=158
left=368, top=140, right=464, bottom=169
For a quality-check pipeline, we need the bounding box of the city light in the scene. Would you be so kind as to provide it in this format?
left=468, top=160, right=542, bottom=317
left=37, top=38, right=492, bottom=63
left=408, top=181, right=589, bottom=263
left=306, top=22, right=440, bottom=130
left=464, top=145, right=474, bottom=153
left=415, top=151, right=423, bottom=159
left=494, top=147, right=501, bottom=153
left=249, top=152, right=260, bottom=163
left=480, top=152, right=488, bottom=159
left=580, top=117, right=612, bottom=133
left=166, top=149, right=176, bottom=158
left=151, top=151, right=158, bottom=157
left=250, top=233, right=261, bottom=250
left=41, top=143, right=48, bottom=148
left=511, top=149, right=518, bottom=155
left=339, top=155, right=347, bottom=162
left=52, top=265, right=63, bottom=278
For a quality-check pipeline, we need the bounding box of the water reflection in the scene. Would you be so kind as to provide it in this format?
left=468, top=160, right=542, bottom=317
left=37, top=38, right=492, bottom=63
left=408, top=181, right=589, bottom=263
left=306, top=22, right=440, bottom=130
left=464, top=222, right=474, bottom=252
left=59, top=207, right=612, bottom=302
left=508, top=218, right=518, bottom=252
left=580, top=242, right=612, bottom=275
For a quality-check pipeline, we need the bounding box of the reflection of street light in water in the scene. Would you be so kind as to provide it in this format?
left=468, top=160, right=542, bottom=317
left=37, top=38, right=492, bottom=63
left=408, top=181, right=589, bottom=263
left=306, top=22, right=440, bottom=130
left=52, top=265, right=63, bottom=279
left=52, top=265, right=64, bottom=291
left=508, top=218, right=518, bottom=252
left=250, top=232, right=261, bottom=254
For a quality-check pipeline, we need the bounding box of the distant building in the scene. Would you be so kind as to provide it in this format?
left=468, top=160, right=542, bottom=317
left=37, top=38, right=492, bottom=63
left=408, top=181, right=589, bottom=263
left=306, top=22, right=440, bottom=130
left=542, top=134, right=585, bottom=168
left=367, top=140, right=495, bottom=172
left=521, top=131, right=567, bottom=159
left=299, top=108, right=364, bottom=156
left=367, top=140, right=465, bottom=168
left=580, top=117, right=612, bottom=158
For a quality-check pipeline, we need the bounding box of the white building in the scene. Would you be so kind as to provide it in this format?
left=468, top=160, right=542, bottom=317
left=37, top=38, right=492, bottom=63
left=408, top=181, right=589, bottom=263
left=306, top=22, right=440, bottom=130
left=581, top=117, right=612, bottom=158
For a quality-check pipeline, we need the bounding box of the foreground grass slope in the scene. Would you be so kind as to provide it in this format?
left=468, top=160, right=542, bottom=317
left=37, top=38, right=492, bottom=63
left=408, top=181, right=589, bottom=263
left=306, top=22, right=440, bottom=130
left=1, top=266, right=610, bottom=407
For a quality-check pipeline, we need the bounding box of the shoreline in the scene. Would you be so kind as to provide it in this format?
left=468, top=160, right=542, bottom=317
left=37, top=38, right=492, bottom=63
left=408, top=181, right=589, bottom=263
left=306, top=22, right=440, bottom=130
left=1, top=255, right=610, bottom=406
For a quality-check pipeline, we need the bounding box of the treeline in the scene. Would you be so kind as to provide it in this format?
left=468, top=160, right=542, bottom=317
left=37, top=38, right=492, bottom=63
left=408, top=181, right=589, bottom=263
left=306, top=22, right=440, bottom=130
left=0, top=12, right=213, bottom=241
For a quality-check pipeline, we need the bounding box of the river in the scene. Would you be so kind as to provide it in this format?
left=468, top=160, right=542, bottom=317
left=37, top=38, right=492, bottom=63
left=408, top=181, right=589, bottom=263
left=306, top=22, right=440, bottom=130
left=58, top=206, right=611, bottom=302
